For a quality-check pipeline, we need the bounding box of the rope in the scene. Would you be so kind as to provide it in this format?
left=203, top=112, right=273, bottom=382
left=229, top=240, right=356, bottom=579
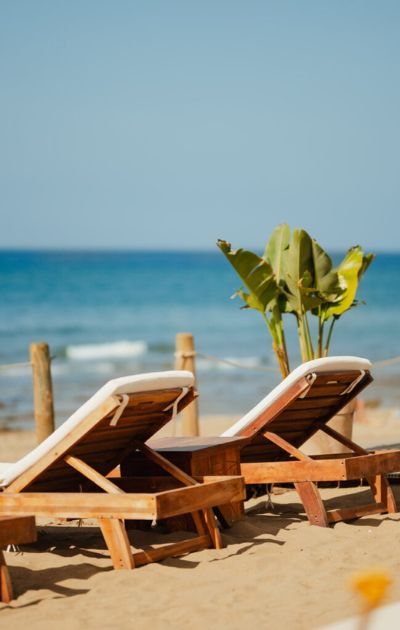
left=176, top=351, right=400, bottom=373
left=0, top=352, right=399, bottom=374
left=0, top=356, right=56, bottom=371
left=0, top=361, right=32, bottom=370
left=175, top=350, right=280, bottom=373
left=372, top=356, right=400, bottom=368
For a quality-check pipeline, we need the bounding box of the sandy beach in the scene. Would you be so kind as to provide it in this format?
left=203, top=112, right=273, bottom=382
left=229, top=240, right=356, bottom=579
left=1, top=406, right=400, bottom=629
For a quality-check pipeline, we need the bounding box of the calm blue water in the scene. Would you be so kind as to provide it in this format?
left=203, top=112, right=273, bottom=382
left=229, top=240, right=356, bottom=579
left=1, top=250, right=399, bottom=428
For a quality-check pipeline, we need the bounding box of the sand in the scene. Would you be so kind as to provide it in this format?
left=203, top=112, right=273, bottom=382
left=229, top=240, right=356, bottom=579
left=1, top=407, right=400, bottom=629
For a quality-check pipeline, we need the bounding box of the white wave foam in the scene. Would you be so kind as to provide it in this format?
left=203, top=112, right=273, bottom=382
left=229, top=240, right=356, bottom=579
left=66, top=340, right=147, bottom=361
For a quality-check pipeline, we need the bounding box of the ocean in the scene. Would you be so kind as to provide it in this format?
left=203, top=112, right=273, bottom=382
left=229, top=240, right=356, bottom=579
left=1, top=250, right=399, bottom=429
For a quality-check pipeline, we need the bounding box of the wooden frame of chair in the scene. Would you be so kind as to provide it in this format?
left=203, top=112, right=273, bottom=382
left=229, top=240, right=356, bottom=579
left=0, top=386, right=245, bottom=570
left=0, top=516, right=36, bottom=603
left=235, top=369, right=400, bottom=527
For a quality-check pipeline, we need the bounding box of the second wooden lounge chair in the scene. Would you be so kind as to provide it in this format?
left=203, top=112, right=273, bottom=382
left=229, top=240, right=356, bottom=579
left=0, top=371, right=245, bottom=571
left=147, top=357, right=400, bottom=527
left=221, top=356, right=400, bottom=526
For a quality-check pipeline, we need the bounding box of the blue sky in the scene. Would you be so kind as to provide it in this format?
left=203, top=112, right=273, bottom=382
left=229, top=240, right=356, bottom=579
left=1, top=1, right=399, bottom=250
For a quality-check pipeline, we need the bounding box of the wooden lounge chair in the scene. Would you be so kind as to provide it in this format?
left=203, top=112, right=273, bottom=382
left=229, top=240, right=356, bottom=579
left=0, top=516, right=36, bottom=603
left=146, top=358, right=400, bottom=527
left=221, top=356, right=400, bottom=526
left=0, top=371, right=244, bottom=572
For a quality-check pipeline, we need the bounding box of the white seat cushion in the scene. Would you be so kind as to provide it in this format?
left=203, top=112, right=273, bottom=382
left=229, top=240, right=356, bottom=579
left=221, top=356, right=371, bottom=438
left=0, top=370, right=194, bottom=488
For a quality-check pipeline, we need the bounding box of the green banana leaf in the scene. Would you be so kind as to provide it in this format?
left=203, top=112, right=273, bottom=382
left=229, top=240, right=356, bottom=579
left=217, top=240, right=278, bottom=313
left=358, top=252, right=375, bottom=279
left=263, top=223, right=290, bottom=285
left=310, top=238, right=342, bottom=298
left=285, top=229, right=322, bottom=311
left=321, top=246, right=374, bottom=321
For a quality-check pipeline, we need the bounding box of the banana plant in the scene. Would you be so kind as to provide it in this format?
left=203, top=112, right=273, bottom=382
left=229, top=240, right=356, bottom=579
left=218, top=225, right=374, bottom=378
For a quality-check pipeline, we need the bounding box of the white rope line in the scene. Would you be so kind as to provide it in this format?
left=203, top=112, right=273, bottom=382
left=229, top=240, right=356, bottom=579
left=0, top=353, right=399, bottom=373
left=176, top=351, right=400, bottom=372
left=0, top=361, right=32, bottom=370
left=175, top=350, right=280, bottom=373
left=0, top=356, right=56, bottom=371
left=373, top=356, right=400, bottom=368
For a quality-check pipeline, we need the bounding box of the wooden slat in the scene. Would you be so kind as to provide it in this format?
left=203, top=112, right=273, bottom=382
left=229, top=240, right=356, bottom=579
left=269, top=419, right=322, bottom=433
left=327, top=503, right=386, bottom=523
left=345, top=451, right=400, bottom=478
left=288, top=397, right=347, bottom=411
left=0, top=477, right=244, bottom=521
left=156, top=477, right=245, bottom=519
left=133, top=535, right=210, bottom=567
left=64, top=455, right=125, bottom=495
left=70, top=437, right=132, bottom=455
left=240, top=459, right=348, bottom=483
left=275, top=408, right=332, bottom=422
left=305, top=385, right=351, bottom=398
left=0, top=492, right=158, bottom=520
left=263, top=431, right=312, bottom=461
left=311, top=371, right=361, bottom=385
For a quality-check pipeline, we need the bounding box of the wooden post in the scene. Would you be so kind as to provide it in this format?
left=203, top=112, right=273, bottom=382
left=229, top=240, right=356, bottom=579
left=175, top=333, right=199, bottom=436
left=30, top=342, right=55, bottom=443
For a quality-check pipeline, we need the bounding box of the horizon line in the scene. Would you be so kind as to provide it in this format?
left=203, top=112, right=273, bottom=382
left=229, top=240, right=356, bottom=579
left=0, top=246, right=399, bottom=255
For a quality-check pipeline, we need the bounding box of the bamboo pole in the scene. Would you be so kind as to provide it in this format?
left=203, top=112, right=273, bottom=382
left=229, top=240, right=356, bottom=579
left=175, top=333, right=199, bottom=436
left=30, top=342, right=55, bottom=443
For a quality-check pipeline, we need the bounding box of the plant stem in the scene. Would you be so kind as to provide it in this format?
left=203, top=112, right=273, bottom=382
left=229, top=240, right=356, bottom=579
left=303, top=309, right=315, bottom=360
left=280, top=323, right=290, bottom=374
left=296, top=315, right=308, bottom=363
left=317, top=314, right=324, bottom=359
left=262, top=311, right=289, bottom=378
left=324, top=317, right=336, bottom=356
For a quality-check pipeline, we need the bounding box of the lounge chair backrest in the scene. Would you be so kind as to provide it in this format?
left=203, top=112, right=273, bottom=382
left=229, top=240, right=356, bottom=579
left=1, top=371, right=195, bottom=491
left=221, top=357, right=372, bottom=462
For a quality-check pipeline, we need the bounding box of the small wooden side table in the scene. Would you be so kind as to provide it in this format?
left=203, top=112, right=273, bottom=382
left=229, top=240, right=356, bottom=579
left=121, top=436, right=248, bottom=529
left=0, top=516, right=36, bottom=603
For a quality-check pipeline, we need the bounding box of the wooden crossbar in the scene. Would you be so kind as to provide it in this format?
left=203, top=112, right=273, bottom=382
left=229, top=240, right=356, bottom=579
left=133, top=535, right=209, bottom=567
left=64, top=456, right=125, bottom=495
left=327, top=503, right=385, bottom=523
left=318, top=424, right=368, bottom=455
left=263, top=431, right=312, bottom=461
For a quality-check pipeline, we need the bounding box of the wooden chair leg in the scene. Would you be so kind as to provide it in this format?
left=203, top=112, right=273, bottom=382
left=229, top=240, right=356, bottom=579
left=0, top=550, right=13, bottom=603
left=203, top=509, right=222, bottom=549
left=98, top=519, right=135, bottom=569
left=367, top=475, right=397, bottom=514
left=294, top=481, right=329, bottom=527
left=191, top=508, right=222, bottom=550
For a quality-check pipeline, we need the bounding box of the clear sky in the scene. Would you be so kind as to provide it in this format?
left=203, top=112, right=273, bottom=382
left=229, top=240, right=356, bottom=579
left=1, top=1, right=399, bottom=251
